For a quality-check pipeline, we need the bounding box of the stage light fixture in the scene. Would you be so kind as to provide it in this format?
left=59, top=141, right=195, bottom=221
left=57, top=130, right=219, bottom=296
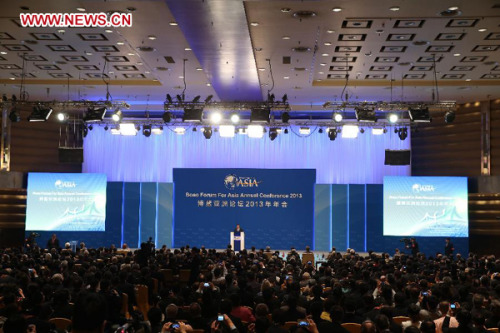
left=334, top=113, right=343, bottom=122
left=319, top=128, right=324, bottom=134
left=8, top=108, right=20, bottom=122
left=204, top=95, right=213, bottom=104
left=284, top=128, right=289, bottom=134
left=174, top=127, right=186, bottom=135
left=238, top=128, right=247, bottom=135
left=192, top=95, right=201, bottom=103
left=282, top=94, right=288, bottom=103
left=152, top=126, right=163, bottom=135
left=269, top=128, right=278, bottom=141
left=248, top=125, right=264, bottom=138
left=267, top=93, right=275, bottom=103
left=230, top=113, right=240, bottom=124
left=112, top=109, right=123, bottom=122
left=119, top=123, right=138, bottom=136
left=282, top=112, right=290, bottom=123
left=342, top=125, right=359, bottom=138
left=372, top=128, right=385, bottom=135
left=143, top=124, right=152, bottom=137
left=360, top=128, right=365, bottom=134
left=176, top=94, right=183, bottom=103
left=84, top=107, right=106, bottom=122
left=299, top=127, right=311, bottom=135
left=445, top=110, right=455, bottom=123
left=56, top=112, right=68, bottom=121
left=28, top=105, right=53, bottom=122
left=250, top=108, right=270, bottom=123
left=408, top=107, right=431, bottom=122
left=203, top=126, right=213, bottom=139
left=83, top=125, right=88, bottom=137
left=135, top=124, right=141, bottom=131
left=388, top=113, right=399, bottom=124
left=210, top=111, right=222, bottom=124
left=397, top=127, right=408, bottom=141
left=162, top=111, right=172, bottom=123
left=88, top=124, right=93, bottom=131
left=328, top=128, right=338, bottom=141
left=183, top=108, right=203, bottom=122
left=219, top=125, right=235, bottom=138
left=355, top=107, right=377, bottom=122
left=104, top=125, right=109, bottom=131
left=166, top=94, right=174, bottom=104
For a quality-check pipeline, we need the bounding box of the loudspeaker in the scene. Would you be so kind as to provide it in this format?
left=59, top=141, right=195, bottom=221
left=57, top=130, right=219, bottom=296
left=385, top=149, right=411, bottom=165
left=58, top=148, right=84, bottom=164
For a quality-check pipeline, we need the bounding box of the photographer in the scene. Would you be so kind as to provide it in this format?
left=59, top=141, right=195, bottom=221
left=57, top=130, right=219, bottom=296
left=209, top=314, right=239, bottom=333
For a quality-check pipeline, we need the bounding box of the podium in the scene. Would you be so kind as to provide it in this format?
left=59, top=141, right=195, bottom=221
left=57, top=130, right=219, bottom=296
left=230, top=231, right=245, bottom=251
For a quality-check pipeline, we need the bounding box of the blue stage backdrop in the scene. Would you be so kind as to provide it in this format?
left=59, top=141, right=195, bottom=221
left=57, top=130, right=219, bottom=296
left=173, top=168, right=316, bottom=249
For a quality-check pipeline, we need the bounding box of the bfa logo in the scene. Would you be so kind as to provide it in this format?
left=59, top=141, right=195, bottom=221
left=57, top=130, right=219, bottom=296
left=412, top=183, right=435, bottom=193
left=55, top=180, right=77, bottom=189
left=224, top=174, right=262, bottom=190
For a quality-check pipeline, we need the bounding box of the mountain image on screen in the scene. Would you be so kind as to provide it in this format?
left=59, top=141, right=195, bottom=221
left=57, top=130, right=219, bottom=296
left=46, top=200, right=105, bottom=231
left=406, top=204, right=467, bottom=236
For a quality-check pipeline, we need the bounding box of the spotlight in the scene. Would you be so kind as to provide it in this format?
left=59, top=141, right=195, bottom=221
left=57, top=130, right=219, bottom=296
left=192, top=95, right=201, bottom=103
left=210, top=112, right=223, bottom=124
left=319, top=128, right=324, bottom=134
left=84, top=107, right=106, bottom=122
left=267, top=93, right=275, bottom=103
left=372, top=128, right=385, bottom=135
left=445, top=110, right=456, bottom=123
left=174, top=127, right=186, bottom=135
left=299, top=127, right=310, bottom=135
left=104, top=125, right=109, bottom=131
left=176, top=94, right=183, bottom=103
left=88, top=124, right=93, bottom=131
left=203, top=126, right=213, bottom=139
left=397, top=127, right=408, bottom=141
left=388, top=113, right=399, bottom=124
left=135, top=124, right=141, bottom=131
left=284, top=128, right=289, bottom=134
left=57, top=113, right=67, bottom=121
left=355, top=107, right=377, bottom=122
left=204, top=95, right=213, bottom=104
left=282, top=112, right=290, bottom=123
left=342, top=125, right=359, bottom=138
left=219, top=125, right=235, bottom=138
left=269, top=128, right=278, bottom=141
left=323, top=102, right=332, bottom=109
left=112, top=109, right=123, bottom=122
left=251, top=108, right=270, bottom=123
left=333, top=113, right=343, bottom=122
left=8, top=108, right=20, bottom=122
left=183, top=108, right=203, bottom=122
left=166, top=94, right=174, bottom=104
left=230, top=113, right=240, bottom=124
left=83, top=125, right=88, bottom=137
left=143, top=124, right=152, bottom=137
left=328, top=128, right=338, bottom=141
left=408, top=107, right=431, bottom=122
left=119, top=123, right=138, bottom=136
left=360, top=128, right=365, bottom=134
left=248, top=125, right=264, bottom=138
left=28, top=105, right=53, bottom=122
left=162, top=111, right=172, bottom=123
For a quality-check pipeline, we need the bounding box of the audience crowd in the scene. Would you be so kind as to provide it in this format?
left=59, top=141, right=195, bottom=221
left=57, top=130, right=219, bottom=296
left=1, top=238, right=500, bottom=333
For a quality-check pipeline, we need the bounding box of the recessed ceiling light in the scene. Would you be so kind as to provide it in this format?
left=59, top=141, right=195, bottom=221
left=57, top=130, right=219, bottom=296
left=255, top=48, right=263, bottom=51
left=332, top=7, right=342, bottom=12
left=478, top=28, right=487, bottom=32
left=454, top=53, right=461, bottom=56
left=145, top=71, right=150, bottom=74
left=258, top=68, right=266, bottom=71
left=324, top=42, right=332, bottom=46
left=317, top=79, right=322, bottom=81
left=318, top=71, right=324, bottom=74
left=76, top=7, right=86, bottom=12
left=136, top=62, right=143, bottom=65
left=184, top=47, right=191, bottom=51
left=179, top=76, right=184, bottom=79
left=0, top=51, right=7, bottom=55
left=327, top=29, right=335, bottom=34
left=320, top=63, right=326, bottom=66
left=85, top=52, right=93, bottom=55
left=206, top=83, right=211, bottom=86
left=465, top=79, right=471, bottom=81
left=284, top=76, right=290, bottom=79
left=250, top=22, right=259, bottom=26
left=9, top=77, right=15, bottom=80
left=127, top=53, right=135, bottom=56
left=196, top=67, right=203, bottom=71
left=148, top=35, right=157, bottom=40
left=389, top=6, right=400, bottom=11
left=105, top=29, right=113, bottom=33
left=281, top=8, right=291, bottom=13
left=108, top=71, right=114, bottom=74
left=321, top=53, right=329, bottom=56
left=57, top=29, right=65, bottom=33
left=282, top=36, right=291, bottom=40
left=153, top=79, right=159, bottom=82
left=169, top=22, right=178, bottom=26
left=116, top=41, right=125, bottom=45
left=448, top=6, right=459, bottom=10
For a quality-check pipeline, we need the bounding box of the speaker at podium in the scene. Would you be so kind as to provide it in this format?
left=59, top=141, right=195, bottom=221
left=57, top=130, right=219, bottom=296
left=230, top=224, right=245, bottom=251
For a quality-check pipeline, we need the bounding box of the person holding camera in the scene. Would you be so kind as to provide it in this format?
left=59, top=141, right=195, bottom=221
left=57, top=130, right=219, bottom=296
left=210, top=314, right=239, bottom=333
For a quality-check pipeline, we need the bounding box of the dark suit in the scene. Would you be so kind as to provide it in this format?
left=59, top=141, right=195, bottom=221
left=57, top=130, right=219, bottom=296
left=445, top=242, right=454, bottom=257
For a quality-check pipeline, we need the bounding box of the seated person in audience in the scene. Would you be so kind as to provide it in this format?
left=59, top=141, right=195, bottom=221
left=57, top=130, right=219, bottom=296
left=230, top=293, right=255, bottom=323
left=446, top=309, right=474, bottom=333
left=421, top=320, right=437, bottom=333
left=402, top=304, right=422, bottom=329
left=361, top=320, right=377, bottom=333
left=317, top=305, right=350, bottom=333
left=188, top=302, right=210, bottom=332
left=374, top=314, right=392, bottom=333
left=72, top=292, right=107, bottom=333
left=148, top=307, right=164, bottom=333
